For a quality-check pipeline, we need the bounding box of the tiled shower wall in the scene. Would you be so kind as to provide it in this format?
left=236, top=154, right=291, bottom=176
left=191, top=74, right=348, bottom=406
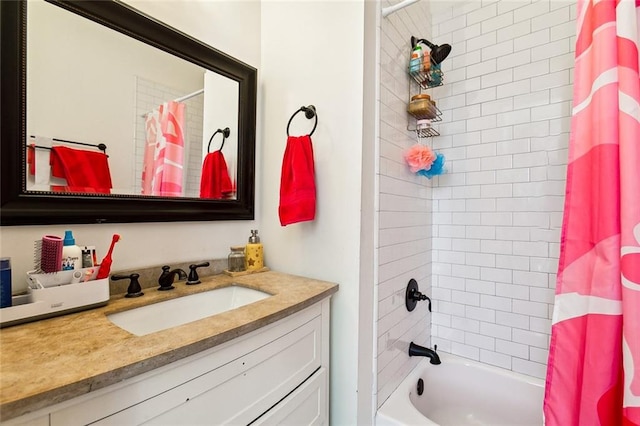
left=375, top=1, right=434, bottom=407
left=429, top=0, right=576, bottom=379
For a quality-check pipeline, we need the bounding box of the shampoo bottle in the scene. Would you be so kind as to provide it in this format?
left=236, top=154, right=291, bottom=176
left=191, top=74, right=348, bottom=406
left=245, top=230, right=264, bottom=271
left=61, top=230, right=82, bottom=271
left=409, top=44, right=423, bottom=73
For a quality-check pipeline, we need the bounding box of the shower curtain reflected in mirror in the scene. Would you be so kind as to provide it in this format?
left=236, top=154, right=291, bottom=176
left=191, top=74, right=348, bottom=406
left=544, top=0, right=640, bottom=424
left=142, top=101, right=185, bottom=197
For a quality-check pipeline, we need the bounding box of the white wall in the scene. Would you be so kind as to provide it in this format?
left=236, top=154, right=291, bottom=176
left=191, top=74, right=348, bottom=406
left=202, top=71, right=239, bottom=179
left=375, top=0, right=434, bottom=408
left=1, top=1, right=262, bottom=293
left=428, top=0, right=576, bottom=379
left=259, top=1, right=366, bottom=423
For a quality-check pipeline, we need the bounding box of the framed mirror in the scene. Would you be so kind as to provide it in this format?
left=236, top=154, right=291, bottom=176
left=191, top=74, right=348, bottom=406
left=1, top=0, right=257, bottom=226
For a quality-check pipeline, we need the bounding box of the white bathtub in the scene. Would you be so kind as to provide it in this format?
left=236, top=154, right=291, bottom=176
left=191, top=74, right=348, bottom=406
left=376, top=353, right=544, bottom=426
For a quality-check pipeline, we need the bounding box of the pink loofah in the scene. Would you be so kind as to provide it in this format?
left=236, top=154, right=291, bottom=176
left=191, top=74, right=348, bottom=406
left=404, top=143, right=436, bottom=172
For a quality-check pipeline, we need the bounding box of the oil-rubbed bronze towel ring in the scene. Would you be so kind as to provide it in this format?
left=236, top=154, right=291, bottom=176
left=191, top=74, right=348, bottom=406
left=286, top=105, right=317, bottom=137
left=207, top=127, right=230, bottom=153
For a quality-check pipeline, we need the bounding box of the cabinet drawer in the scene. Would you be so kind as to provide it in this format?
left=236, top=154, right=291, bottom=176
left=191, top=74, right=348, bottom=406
left=253, top=367, right=327, bottom=426
left=94, top=315, right=322, bottom=425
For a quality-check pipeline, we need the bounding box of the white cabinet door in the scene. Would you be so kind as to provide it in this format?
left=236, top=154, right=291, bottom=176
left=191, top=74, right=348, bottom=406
left=253, top=367, right=327, bottom=426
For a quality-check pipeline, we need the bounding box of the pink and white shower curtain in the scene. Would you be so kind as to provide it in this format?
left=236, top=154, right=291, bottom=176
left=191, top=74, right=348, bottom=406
left=141, top=101, right=186, bottom=197
left=544, top=0, right=640, bottom=425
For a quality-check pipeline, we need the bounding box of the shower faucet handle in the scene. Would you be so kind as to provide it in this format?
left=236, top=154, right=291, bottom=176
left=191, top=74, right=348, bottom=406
left=405, top=278, right=432, bottom=312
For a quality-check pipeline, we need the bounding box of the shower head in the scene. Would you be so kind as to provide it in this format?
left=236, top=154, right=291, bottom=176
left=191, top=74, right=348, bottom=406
left=429, top=43, right=451, bottom=64
left=411, top=36, right=452, bottom=65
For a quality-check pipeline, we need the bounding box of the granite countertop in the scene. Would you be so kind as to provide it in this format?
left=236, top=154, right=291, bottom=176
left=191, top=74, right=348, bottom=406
left=0, top=271, right=338, bottom=422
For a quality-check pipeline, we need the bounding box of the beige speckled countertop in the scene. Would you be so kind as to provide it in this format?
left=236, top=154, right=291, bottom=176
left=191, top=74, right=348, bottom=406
left=0, top=271, right=338, bottom=421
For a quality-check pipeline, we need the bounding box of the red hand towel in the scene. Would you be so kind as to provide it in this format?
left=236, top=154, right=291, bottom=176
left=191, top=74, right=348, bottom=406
left=279, top=135, right=316, bottom=226
left=50, top=146, right=113, bottom=194
left=200, top=150, right=234, bottom=199
left=27, top=144, right=36, bottom=175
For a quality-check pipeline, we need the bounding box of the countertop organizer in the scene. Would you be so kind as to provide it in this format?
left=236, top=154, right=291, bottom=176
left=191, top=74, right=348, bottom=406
left=0, top=268, right=109, bottom=328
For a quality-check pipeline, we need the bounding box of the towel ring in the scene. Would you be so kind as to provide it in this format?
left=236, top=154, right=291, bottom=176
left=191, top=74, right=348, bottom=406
left=286, top=105, right=317, bottom=137
left=207, top=127, right=230, bottom=153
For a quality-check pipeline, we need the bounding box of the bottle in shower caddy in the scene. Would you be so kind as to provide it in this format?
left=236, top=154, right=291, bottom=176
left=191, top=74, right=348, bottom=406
left=409, top=44, right=423, bottom=73
left=244, top=230, right=264, bottom=272
left=61, top=230, right=82, bottom=271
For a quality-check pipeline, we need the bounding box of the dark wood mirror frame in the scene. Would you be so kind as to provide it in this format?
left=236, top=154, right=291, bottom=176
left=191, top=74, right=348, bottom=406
left=0, top=0, right=257, bottom=226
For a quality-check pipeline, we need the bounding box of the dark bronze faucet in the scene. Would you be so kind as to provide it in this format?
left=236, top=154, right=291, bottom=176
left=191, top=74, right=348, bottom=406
left=409, top=342, right=441, bottom=365
left=158, top=265, right=187, bottom=291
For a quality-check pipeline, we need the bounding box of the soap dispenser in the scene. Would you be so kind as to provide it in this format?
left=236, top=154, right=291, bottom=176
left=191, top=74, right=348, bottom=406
left=245, top=230, right=264, bottom=271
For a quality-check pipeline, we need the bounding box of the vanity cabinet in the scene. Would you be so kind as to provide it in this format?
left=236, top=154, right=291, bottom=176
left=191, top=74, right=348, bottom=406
left=6, top=298, right=330, bottom=426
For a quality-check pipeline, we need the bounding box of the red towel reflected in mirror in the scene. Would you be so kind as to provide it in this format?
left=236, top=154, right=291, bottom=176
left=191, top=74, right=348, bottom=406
left=50, top=146, right=113, bottom=194
left=200, top=150, right=234, bottom=199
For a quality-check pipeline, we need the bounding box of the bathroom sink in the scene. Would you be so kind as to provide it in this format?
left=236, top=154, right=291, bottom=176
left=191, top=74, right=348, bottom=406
left=107, top=285, right=271, bottom=336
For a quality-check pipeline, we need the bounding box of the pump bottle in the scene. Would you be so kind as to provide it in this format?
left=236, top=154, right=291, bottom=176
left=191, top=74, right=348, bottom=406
left=245, top=230, right=264, bottom=271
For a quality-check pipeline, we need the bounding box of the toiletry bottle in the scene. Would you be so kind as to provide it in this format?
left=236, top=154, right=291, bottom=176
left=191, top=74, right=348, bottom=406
left=0, top=257, right=12, bottom=308
left=409, top=44, right=423, bottom=73
left=61, top=230, right=82, bottom=271
left=411, top=44, right=423, bottom=60
left=244, top=230, right=264, bottom=271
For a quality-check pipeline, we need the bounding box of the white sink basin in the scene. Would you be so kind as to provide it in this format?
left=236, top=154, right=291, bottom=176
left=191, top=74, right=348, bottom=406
left=107, top=285, right=271, bottom=336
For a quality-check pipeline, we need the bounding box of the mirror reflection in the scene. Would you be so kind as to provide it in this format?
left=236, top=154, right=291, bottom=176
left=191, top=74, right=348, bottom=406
left=25, top=0, right=239, bottom=199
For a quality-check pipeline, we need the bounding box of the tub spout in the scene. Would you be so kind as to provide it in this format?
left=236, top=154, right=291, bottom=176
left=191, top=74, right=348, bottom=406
left=409, top=342, right=441, bottom=365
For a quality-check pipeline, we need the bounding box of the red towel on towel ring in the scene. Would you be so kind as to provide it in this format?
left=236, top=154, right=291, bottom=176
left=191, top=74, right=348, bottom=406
left=279, top=135, right=316, bottom=226
left=200, top=150, right=234, bottom=199
left=50, top=146, right=113, bottom=194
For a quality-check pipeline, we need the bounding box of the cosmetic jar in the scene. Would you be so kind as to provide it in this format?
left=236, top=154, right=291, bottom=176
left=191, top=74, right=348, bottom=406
left=227, top=246, right=246, bottom=272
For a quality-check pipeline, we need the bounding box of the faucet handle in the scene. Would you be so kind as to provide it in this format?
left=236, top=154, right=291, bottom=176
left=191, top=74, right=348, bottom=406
left=158, top=265, right=174, bottom=291
left=111, top=273, right=144, bottom=298
left=187, top=262, right=210, bottom=285
left=405, top=279, right=432, bottom=312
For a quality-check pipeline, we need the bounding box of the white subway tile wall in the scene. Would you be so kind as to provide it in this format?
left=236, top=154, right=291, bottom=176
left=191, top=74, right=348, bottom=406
left=429, top=0, right=575, bottom=379
left=376, top=0, right=434, bottom=407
